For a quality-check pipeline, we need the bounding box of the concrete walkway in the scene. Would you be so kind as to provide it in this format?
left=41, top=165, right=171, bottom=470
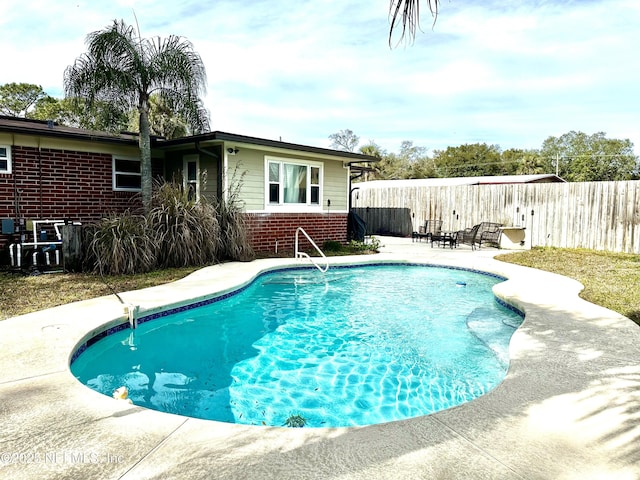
left=1, top=236, right=639, bottom=479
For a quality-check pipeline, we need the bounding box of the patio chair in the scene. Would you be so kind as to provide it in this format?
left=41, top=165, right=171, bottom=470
left=476, top=222, right=503, bottom=248
left=412, top=223, right=427, bottom=242
left=412, top=219, right=443, bottom=242
left=457, top=224, right=481, bottom=250
left=457, top=222, right=503, bottom=250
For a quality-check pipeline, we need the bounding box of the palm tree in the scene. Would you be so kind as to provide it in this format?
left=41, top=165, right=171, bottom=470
left=389, top=0, right=440, bottom=44
left=64, top=19, right=209, bottom=211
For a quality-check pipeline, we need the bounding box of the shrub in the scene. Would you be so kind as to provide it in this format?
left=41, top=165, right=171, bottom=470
left=322, top=239, right=343, bottom=252
left=348, top=236, right=381, bottom=252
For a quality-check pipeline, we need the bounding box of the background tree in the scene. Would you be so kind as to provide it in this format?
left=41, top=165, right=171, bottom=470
left=508, top=149, right=547, bottom=175
left=499, top=148, right=525, bottom=176
left=398, top=140, right=435, bottom=178
left=329, top=129, right=360, bottom=152
left=355, top=141, right=384, bottom=182
left=371, top=152, right=409, bottom=180
left=358, top=141, right=385, bottom=159
left=499, top=148, right=549, bottom=176
left=432, top=143, right=503, bottom=177
left=344, top=132, right=638, bottom=182
left=364, top=139, right=432, bottom=180
left=69, top=99, right=131, bottom=132
left=29, top=95, right=66, bottom=122
left=398, top=140, right=427, bottom=163
left=0, top=82, right=47, bottom=117
left=539, top=131, right=639, bottom=181
left=407, top=156, right=437, bottom=178
left=31, top=96, right=130, bottom=132
left=126, top=93, right=189, bottom=139
left=64, top=19, right=209, bottom=211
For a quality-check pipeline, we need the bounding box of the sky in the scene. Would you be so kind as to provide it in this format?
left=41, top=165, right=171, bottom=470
left=1, top=0, right=639, bottom=155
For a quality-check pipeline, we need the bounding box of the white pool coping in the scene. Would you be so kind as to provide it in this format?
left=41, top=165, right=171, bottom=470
left=1, top=236, right=639, bottom=479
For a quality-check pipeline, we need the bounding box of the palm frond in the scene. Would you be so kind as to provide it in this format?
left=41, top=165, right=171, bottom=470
left=389, top=0, right=440, bottom=46
left=145, top=35, right=209, bottom=133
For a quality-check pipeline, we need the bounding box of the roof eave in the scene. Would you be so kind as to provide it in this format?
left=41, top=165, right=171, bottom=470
left=1, top=124, right=139, bottom=146
left=156, top=131, right=378, bottom=162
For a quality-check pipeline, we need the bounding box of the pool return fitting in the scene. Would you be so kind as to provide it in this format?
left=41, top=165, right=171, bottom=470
left=125, top=304, right=140, bottom=329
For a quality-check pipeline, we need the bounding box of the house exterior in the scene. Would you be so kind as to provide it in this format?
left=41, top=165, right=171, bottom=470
left=0, top=115, right=376, bottom=261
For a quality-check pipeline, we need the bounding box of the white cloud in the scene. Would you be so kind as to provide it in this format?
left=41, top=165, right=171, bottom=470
left=0, top=0, right=638, bottom=155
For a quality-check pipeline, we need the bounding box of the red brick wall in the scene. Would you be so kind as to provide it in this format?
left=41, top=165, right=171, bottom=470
left=1, top=146, right=140, bottom=246
left=246, top=212, right=348, bottom=254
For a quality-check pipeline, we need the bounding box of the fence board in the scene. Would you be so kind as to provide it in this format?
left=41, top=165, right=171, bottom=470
left=352, top=180, right=640, bottom=254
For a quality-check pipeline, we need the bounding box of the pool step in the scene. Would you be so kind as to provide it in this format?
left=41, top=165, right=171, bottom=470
left=466, top=307, right=514, bottom=368
left=262, top=272, right=346, bottom=285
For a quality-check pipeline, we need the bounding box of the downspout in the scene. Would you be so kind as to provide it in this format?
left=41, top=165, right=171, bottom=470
left=349, top=186, right=360, bottom=211
left=344, top=158, right=379, bottom=211
left=38, top=139, right=43, bottom=218
left=222, top=146, right=228, bottom=204
left=11, top=134, right=21, bottom=226
left=349, top=171, right=365, bottom=210
left=12, top=134, right=18, bottom=220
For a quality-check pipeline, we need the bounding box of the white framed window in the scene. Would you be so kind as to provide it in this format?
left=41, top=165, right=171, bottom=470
left=0, top=145, right=12, bottom=174
left=113, top=156, right=141, bottom=191
left=266, top=157, right=322, bottom=207
left=183, top=154, right=199, bottom=201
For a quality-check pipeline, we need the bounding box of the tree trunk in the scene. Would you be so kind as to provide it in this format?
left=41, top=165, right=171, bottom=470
left=139, top=102, right=152, bottom=213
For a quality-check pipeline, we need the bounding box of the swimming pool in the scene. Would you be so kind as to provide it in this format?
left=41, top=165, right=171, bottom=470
left=71, top=264, right=523, bottom=428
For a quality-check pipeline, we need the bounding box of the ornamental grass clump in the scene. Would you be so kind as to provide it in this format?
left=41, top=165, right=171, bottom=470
left=147, top=181, right=220, bottom=268
left=215, top=168, right=255, bottom=262
left=85, top=175, right=254, bottom=274
left=87, top=211, right=156, bottom=275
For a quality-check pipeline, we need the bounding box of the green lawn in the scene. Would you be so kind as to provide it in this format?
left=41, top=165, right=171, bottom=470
left=497, top=247, right=640, bottom=326
left=0, top=267, right=198, bottom=321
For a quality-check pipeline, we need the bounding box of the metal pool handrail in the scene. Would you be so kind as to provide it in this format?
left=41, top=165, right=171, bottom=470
left=294, top=227, right=329, bottom=273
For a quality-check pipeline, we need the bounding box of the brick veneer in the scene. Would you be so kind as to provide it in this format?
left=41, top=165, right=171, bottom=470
left=0, top=146, right=139, bottom=246
left=1, top=145, right=140, bottom=219
left=246, top=213, right=348, bottom=254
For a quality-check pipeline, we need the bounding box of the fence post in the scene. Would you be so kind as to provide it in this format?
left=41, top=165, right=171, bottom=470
left=62, top=224, right=83, bottom=272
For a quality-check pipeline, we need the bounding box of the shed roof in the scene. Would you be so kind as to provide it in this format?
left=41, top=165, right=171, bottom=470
left=355, top=174, right=565, bottom=189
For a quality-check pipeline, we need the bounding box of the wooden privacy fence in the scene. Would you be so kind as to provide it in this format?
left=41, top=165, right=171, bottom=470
left=351, top=180, right=640, bottom=254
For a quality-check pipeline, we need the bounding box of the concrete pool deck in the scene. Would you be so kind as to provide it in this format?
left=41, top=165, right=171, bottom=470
left=1, top=236, right=639, bottom=479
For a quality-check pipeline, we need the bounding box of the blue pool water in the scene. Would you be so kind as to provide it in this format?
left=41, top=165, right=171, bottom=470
left=71, top=264, right=523, bottom=428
